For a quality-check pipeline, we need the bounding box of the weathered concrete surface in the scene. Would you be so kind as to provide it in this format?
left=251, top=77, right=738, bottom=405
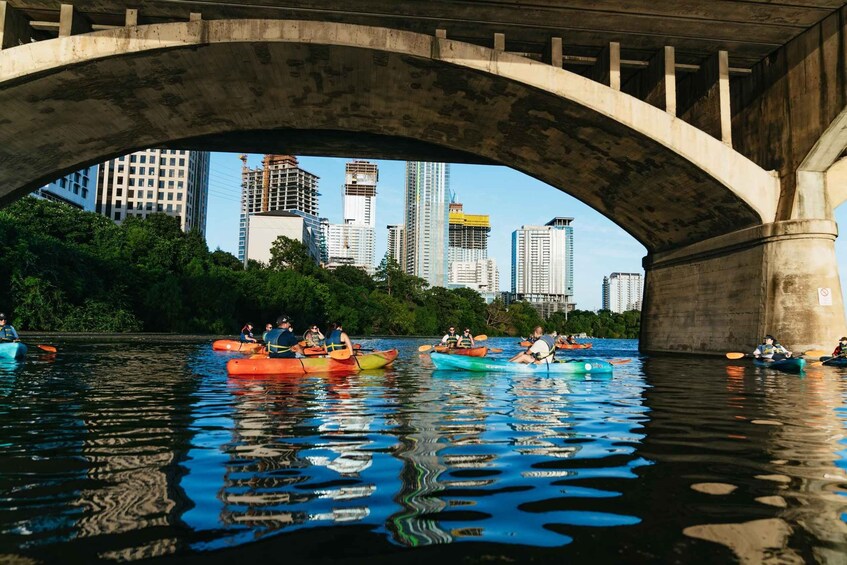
left=641, top=220, right=845, bottom=354
left=0, top=20, right=778, bottom=252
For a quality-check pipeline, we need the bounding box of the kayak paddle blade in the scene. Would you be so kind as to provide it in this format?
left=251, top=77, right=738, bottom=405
left=418, top=344, right=434, bottom=352
left=329, top=349, right=352, bottom=360
left=725, top=352, right=746, bottom=360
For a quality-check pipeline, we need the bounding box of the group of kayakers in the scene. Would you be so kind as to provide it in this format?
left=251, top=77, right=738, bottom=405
left=440, top=326, right=476, bottom=348
left=238, top=316, right=353, bottom=359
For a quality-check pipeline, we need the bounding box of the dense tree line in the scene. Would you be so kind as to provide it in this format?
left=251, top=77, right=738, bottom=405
left=0, top=198, right=641, bottom=337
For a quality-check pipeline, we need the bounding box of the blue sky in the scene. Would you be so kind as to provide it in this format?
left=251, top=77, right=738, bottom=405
left=205, top=152, right=847, bottom=312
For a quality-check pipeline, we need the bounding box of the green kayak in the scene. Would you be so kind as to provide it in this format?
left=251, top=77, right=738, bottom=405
left=430, top=352, right=613, bottom=374
left=752, top=357, right=806, bottom=373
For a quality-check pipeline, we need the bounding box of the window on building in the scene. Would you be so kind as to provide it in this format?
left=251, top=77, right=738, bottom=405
left=82, top=188, right=88, bottom=198
left=167, top=192, right=173, bottom=201
left=127, top=190, right=134, bottom=198
left=170, top=158, right=176, bottom=166
left=166, top=204, right=173, bottom=212
left=59, top=178, right=66, bottom=188
left=148, top=167, right=154, bottom=175
left=157, top=192, right=163, bottom=200
left=129, top=178, right=135, bottom=186
left=114, top=211, right=121, bottom=220
left=177, top=193, right=183, bottom=201
left=73, top=186, right=79, bottom=195
left=129, top=167, right=136, bottom=175
left=177, top=181, right=183, bottom=189
left=158, top=181, right=164, bottom=189
left=116, top=189, right=122, bottom=197
left=157, top=204, right=163, bottom=212
left=82, top=178, right=88, bottom=187
left=146, top=202, right=152, bottom=211
left=176, top=205, right=182, bottom=213
left=139, top=155, right=146, bottom=163
left=128, top=202, right=134, bottom=210
left=179, top=158, right=185, bottom=166
left=150, top=157, right=156, bottom=165
left=117, top=164, right=125, bottom=173
left=116, top=200, right=122, bottom=208
left=130, top=155, right=136, bottom=163
left=168, top=181, right=174, bottom=188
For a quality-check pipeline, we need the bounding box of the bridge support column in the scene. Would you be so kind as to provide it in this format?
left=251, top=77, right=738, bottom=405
left=641, top=219, right=845, bottom=355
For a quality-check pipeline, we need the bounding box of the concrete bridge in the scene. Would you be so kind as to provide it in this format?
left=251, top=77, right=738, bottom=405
left=1, top=1, right=846, bottom=354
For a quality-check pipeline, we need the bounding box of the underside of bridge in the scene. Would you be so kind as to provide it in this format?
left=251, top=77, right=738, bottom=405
left=1, top=2, right=846, bottom=354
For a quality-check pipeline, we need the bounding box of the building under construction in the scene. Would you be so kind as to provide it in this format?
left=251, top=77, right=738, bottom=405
left=448, top=201, right=490, bottom=264
left=238, top=154, right=321, bottom=262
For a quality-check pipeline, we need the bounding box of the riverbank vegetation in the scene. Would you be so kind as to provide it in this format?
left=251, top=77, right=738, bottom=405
left=0, top=198, right=640, bottom=337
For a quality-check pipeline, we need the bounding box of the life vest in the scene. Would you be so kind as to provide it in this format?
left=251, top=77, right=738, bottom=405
left=444, top=332, right=459, bottom=346
left=325, top=329, right=347, bottom=351
left=265, top=328, right=295, bottom=358
left=303, top=331, right=323, bottom=347
left=458, top=335, right=473, bottom=347
left=532, top=335, right=557, bottom=362
left=0, top=326, right=16, bottom=340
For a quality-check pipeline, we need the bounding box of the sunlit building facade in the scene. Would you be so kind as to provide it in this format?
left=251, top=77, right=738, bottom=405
left=511, top=217, right=575, bottom=316
left=403, top=161, right=450, bottom=288
left=602, top=272, right=644, bottom=313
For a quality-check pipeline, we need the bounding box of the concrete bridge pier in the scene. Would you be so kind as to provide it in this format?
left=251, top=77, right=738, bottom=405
left=641, top=219, right=845, bottom=355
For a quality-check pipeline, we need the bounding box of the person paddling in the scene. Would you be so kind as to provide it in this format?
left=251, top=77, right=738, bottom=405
left=0, top=313, right=20, bottom=342
left=753, top=334, right=792, bottom=360
left=240, top=322, right=257, bottom=343
left=441, top=326, right=460, bottom=349
left=832, top=336, right=847, bottom=357
left=264, top=315, right=303, bottom=359
left=262, top=323, right=273, bottom=342
left=456, top=328, right=475, bottom=349
left=325, top=322, right=353, bottom=354
left=510, top=326, right=556, bottom=364
left=303, top=325, right=325, bottom=348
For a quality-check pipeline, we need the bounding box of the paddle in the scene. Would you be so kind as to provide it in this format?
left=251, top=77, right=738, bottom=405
left=418, top=344, right=435, bottom=352
left=726, top=348, right=827, bottom=360
left=474, top=335, right=487, bottom=341
left=489, top=347, right=503, bottom=353
left=12, top=341, right=56, bottom=353
left=329, top=348, right=352, bottom=360
left=608, top=359, right=631, bottom=365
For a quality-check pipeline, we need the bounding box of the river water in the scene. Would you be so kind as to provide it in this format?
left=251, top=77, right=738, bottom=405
left=1, top=337, right=845, bottom=563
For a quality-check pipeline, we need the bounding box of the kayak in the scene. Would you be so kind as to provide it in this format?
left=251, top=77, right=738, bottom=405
left=430, top=352, right=613, bottom=374
left=556, top=343, right=593, bottom=350
left=519, top=341, right=533, bottom=347
left=227, top=349, right=399, bottom=376
left=0, top=342, right=27, bottom=360
left=212, top=339, right=264, bottom=354
left=818, top=356, right=847, bottom=366
left=752, top=357, right=806, bottom=373
left=433, top=346, right=487, bottom=357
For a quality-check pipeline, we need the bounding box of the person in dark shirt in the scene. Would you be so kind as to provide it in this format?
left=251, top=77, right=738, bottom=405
left=240, top=322, right=257, bottom=343
left=263, top=315, right=303, bottom=359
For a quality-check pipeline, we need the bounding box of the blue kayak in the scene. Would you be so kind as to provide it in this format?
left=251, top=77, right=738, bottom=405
left=0, top=342, right=27, bottom=360
left=818, top=356, right=847, bottom=366
left=752, top=357, right=805, bottom=373
left=430, top=352, right=613, bottom=374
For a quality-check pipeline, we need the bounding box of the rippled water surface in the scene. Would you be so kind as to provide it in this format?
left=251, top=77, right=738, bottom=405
left=1, top=337, right=846, bottom=563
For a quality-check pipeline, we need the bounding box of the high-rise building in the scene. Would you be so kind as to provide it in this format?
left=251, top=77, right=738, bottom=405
left=449, top=259, right=499, bottom=292
left=95, top=149, right=210, bottom=232
left=386, top=224, right=405, bottom=266
left=325, top=161, right=378, bottom=272
left=602, top=272, right=644, bottom=313
left=448, top=200, right=490, bottom=264
left=239, top=154, right=321, bottom=263
left=511, top=217, right=575, bottom=317
left=34, top=165, right=98, bottom=210
left=404, top=161, right=450, bottom=288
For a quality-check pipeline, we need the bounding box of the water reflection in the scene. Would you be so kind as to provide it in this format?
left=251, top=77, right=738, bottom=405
left=0, top=338, right=845, bottom=563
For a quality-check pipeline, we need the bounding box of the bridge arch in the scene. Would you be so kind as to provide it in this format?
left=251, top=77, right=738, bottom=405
left=0, top=19, right=779, bottom=252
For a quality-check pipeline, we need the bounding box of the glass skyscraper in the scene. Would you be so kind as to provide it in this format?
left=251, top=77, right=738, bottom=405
left=403, top=162, right=450, bottom=288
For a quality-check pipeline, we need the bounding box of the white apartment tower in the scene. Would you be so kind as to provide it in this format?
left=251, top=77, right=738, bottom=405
left=35, top=165, right=98, bottom=210
left=602, top=272, right=644, bottom=313
left=404, top=161, right=450, bottom=288
left=95, top=149, right=210, bottom=232
left=325, top=161, right=379, bottom=272
left=239, top=154, right=321, bottom=263
left=386, top=224, right=405, bottom=266
left=511, top=217, right=575, bottom=316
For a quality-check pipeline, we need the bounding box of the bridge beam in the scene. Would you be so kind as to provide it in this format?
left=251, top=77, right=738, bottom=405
left=641, top=219, right=845, bottom=355
left=678, top=50, right=732, bottom=146
left=0, top=1, right=31, bottom=49
left=623, top=46, right=676, bottom=115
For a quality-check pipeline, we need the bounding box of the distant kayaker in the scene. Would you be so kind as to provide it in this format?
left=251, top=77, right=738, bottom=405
left=456, top=328, right=475, bottom=348
left=753, top=335, right=792, bottom=360
left=262, top=323, right=273, bottom=341
left=240, top=322, right=257, bottom=343
left=0, top=313, right=19, bottom=342
left=264, top=315, right=303, bottom=359
left=566, top=335, right=577, bottom=345
left=325, top=322, right=353, bottom=353
left=510, top=326, right=556, bottom=364
left=441, top=327, right=460, bottom=349
left=832, top=336, right=847, bottom=357
left=303, top=325, right=325, bottom=347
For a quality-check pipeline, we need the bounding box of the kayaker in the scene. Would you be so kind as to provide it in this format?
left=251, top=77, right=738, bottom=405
left=752, top=335, right=792, bottom=360
left=303, top=325, right=325, bottom=347
left=510, top=326, right=556, bottom=364
left=566, top=335, right=577, bottom=345
left=240, top=322, right=257, bottom=343
left=262, top=323, right=273, bottom=341
left=0, top=313, right=20, bottom=341
left=831, top=336, right=847, bottom=357
left=456, top=328, right=475, bottom=348
left=325, top=322, right=354, bottom=353
left=264, top=315, right=303, bottom=359
left=441, top=327, right=460, bottom=349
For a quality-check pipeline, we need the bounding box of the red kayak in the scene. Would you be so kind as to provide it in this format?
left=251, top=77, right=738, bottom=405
left=212, top=339, right=264, bottom=354
left=227, top=349, right=399, bottom=376
left=556, top=343, right=593, bottom=350
left=434, top=346, right=488, bottom=357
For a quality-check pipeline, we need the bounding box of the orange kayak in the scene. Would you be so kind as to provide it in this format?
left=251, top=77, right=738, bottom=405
left=227, top=349, right=399, bottom=376
left=519, top=341, right=533, bottom=347
left=556, top=343, right=593, bottom=350
left=212, top=339, right=264, bottom=354
left=434, top=346, right=487, bottom=357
